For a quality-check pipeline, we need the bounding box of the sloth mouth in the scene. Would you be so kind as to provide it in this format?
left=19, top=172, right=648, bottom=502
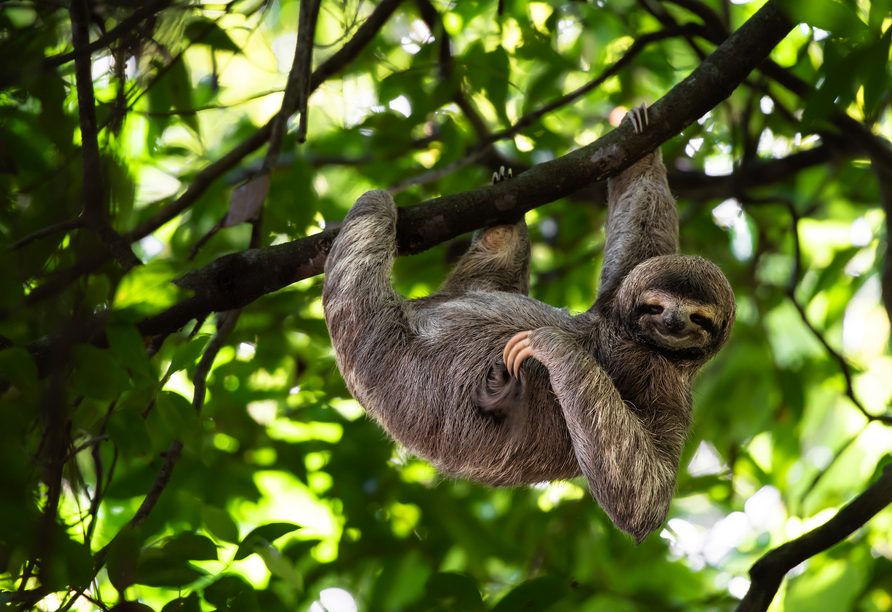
left=652, top=328, right=699, bottom=349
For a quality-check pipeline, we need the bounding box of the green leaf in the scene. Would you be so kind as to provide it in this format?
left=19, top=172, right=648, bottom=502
left=861, top=28, right=892, bottom=119
left=234, top=522, right=300, bottom=560
left=778, top=0, right=868, bottom=38
left=202, top=504, right=240, bottom=543
left=204, top=575, right=257, bottom=610
left=805, top=246, right=860, bottom=302
left=461, top=42, right=512, bottom=126
left=147, top=391, right=202, bottom=451
left=109, top=603, right=155, bottom=612
left=0, top=347, right=38, bottom=395
left=70, top=344, right=132, bottom=401
left=185, top=18, right=241, bottom=52
left=107, top=528, right=144, bottom=592
left=106, top=394, right=154, bottom=459
left=162, top=532, right=218, bottom=561
left=137, top=551, right=205, bottom=587
left=106, top=323, right=154, bottom=385
left=491, top=576, right=569, bottom=612
left=166, top=60, right=199, bottom=136
left=165, top=336, right=210, bottom=380
left=41, top=529, right=94, bottom=592
left=115, top=260, right=187, bottom=314
left=408, top=573, right=485, bottom=612
left=160, top=593, right=201, bottom=612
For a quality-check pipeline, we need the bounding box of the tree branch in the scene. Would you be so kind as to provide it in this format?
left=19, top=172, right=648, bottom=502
left=43, top=0, right=173, bottom=70
left=737, top=464, right=892, bottom=612
left=136, top=0, right=794, bottom=336
left=68, top=0, right=141, bottom=270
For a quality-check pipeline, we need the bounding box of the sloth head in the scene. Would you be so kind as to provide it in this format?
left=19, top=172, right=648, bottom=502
left=615, top=255, right=736, bottom=361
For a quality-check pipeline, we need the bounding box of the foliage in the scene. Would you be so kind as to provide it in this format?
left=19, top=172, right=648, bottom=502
left=1, top=0, right=891, bottom=610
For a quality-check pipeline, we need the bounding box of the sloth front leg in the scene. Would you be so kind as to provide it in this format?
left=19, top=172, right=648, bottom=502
left=322, top=189, right=408, bottom=406
left=595, top=104, right=678, bottom=311
left=504, top=328, right=677, bottom=544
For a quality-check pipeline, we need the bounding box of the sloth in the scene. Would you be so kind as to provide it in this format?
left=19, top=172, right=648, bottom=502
left=322, top=106, right=736, bottom=543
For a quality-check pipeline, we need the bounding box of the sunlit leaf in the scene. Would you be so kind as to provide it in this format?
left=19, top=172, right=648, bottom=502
left=161, top=532, right=218, bottom=561
left=185, top=18, right=241, bottom=53
left=202, top=504, right=240, bottom=543
left=234, top=523, right=300, bottom=560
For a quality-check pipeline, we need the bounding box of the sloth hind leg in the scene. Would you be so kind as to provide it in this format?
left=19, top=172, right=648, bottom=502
left=440, top=170, right=531, bottom=296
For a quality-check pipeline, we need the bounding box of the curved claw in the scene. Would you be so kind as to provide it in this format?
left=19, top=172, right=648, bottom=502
left=503, top=330, right=534, bottom=377
left=627, top=103, right=649, bottom=134
left=491, top=165, right=514, bottom=185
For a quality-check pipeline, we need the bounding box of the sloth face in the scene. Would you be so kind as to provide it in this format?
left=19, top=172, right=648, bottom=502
left=616, top=254, right=736, bottom=360
left=635, top=289, right=718, bottom=352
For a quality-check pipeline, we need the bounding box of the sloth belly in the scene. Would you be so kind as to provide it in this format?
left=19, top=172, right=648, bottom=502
left=351, top=292, right=583, bottom=486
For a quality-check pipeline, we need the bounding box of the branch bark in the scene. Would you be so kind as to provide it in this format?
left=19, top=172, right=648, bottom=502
left=138, top=0, right=794, bottom=336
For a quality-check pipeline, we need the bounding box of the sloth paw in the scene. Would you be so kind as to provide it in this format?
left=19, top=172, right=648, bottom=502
left=626, top=103, right=649, bottom=134
left=504, top=330, right=537, bottom=377
left=491, top=165, right=513, bottom=185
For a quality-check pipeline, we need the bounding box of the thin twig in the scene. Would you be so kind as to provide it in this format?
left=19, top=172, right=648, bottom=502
left=389, top=147, right=490, bottom=194
left=43, top=0, right=173, bottom=70
left=129, top=439, right=183, bottom=529
left=192, top=309, right=241, bottom=415
left=61, top=434, right=109, bottom=463
left=489, top=24, right=707, bottom=144
left=7, top=217, right=84, bottom=252
left=798, top=427, right=865, bottom=507
left=68, top=0, right=141, bottom=270
left=294, top=0, right=321, bottom=144
left=787, top=295, right=892, bottom=424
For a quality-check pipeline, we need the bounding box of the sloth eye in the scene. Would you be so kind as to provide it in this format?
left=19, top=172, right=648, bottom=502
left=690, top=314, right=709, bottom=326
left=647, top=304, right=664, bottom=315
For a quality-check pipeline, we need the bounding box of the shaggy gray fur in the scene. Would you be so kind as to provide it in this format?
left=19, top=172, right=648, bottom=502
left=322, top=146, right=736, bottom=544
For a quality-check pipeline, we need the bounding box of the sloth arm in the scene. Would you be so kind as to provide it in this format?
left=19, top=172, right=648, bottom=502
left=594, top=108, right=679, bottom=312
left=505, top=328, right=677, bottom=544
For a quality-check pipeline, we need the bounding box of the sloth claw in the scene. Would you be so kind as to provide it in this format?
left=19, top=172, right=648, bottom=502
left=504, top=330, right=534, bottom=377
left=627, top=103, right=649, bottom=134
left=491, top=166, right=513, bottom=185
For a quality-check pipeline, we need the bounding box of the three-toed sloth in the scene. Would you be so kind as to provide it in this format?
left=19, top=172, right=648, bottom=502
left=322, top=108, right=736, bottom=543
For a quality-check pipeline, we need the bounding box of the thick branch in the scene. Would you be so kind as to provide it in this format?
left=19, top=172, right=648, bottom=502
left=737, top=465, right=892, bottom=612
left=137, top=0, right=794, bottom=336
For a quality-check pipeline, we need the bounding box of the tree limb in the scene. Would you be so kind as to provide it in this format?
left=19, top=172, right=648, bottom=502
left=137, top=0, right=794, bottom=336
left=737, top=464, right=892, bottom=612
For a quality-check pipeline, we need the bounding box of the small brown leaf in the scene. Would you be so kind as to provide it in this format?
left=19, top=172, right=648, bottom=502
left=225, top=174, right=270, bottom=227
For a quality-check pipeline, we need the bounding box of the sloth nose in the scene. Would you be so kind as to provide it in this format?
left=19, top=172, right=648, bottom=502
left=662, top=313, right=685, bottom=332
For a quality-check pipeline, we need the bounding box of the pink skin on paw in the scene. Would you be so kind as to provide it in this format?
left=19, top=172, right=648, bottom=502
left=503, top=330, right=536, bottom=377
